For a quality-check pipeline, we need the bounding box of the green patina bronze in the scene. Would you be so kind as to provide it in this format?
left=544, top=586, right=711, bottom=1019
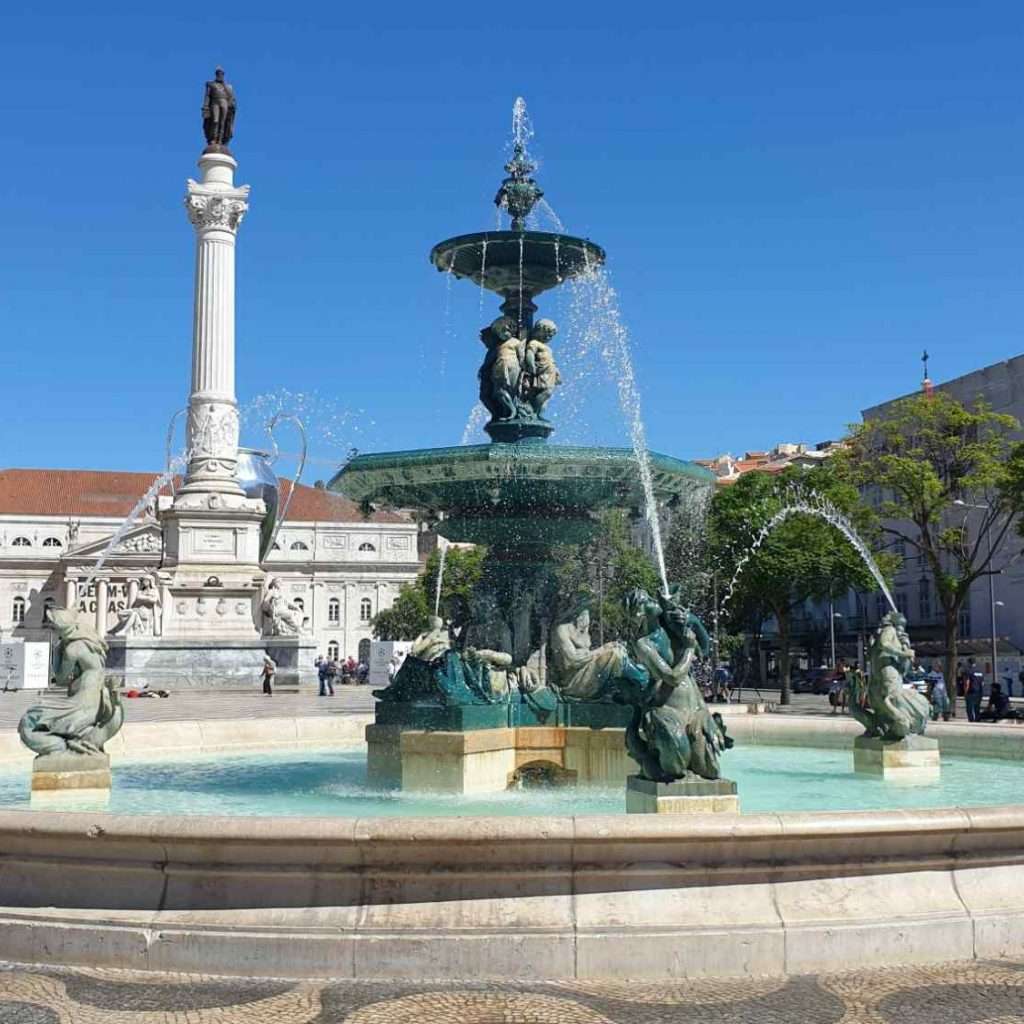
left=847, top=612, right=931, bottom=741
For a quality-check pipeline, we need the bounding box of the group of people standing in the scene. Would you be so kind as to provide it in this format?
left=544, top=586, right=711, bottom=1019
left=825, top=654, right=1021, bottom=724
left=314, top=655, right=368, bottom=696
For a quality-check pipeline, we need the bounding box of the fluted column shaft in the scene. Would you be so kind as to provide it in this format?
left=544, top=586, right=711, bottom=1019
left=177, top=151, right=250, bottom=500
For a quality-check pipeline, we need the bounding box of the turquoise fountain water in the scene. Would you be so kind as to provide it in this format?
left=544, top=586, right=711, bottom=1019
left=0, top=744, right=1007, bottom=817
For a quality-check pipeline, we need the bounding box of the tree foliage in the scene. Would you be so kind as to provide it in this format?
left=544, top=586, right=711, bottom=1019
left=708, top=463, right=892, bottom=703
left=551, top=510, right=661, bottom=641
left=370, top=544, right=486, bottom=641
left=837, top=391, right=1024, bottom=696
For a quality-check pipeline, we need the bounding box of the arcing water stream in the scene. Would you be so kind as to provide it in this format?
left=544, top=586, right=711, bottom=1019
left=720, top=491, right=896, bottom=617
left=434, top=536, right=450, bottom=616
left=83, top=453, right=190, bottom=588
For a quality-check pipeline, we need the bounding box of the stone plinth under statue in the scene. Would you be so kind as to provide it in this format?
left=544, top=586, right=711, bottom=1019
left=626, top=774, right=739, bottom=814
left=30, top=751, right=111, bottom=805
left=853, top=735, right=940, bottom=783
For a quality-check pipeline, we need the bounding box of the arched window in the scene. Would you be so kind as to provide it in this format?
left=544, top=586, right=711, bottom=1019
left=358, top=638, right=371, bottom=664
left=42, top=597, right=56, bottom=625
left=358, top=542, right=376, bottom=553
left=290, top=541, right=309, bottom=552
left=11, top=537, right=31, bottom=548
left=328, top=597, right=340, bottom=625
left=293, top=597, right=305, bottom=612
left=327, top=640, right=339, bottom=661
left=11, top=597, right=25, bottom=624
left=359, top=597, right=372, bottom=622
left=42, top=537, right=62, bottom=548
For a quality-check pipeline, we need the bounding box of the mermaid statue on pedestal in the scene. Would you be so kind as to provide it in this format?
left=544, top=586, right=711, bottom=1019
left=18, top=608, right=124, bottom=756
left=847, top=611, right=930, bottom=741
left=616, top=588, right=733, bottom=782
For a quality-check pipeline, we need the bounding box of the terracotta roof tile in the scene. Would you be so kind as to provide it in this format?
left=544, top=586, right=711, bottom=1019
left=0, top=469, right=407, bottom=525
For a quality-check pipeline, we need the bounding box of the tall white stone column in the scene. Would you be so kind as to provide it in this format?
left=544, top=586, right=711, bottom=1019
left=177, top=151, right=250, bottom=503
left=95, top=580, right=108, bottom=635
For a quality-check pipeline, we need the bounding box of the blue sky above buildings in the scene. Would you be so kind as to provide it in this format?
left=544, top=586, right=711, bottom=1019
left=2, top=2, right=1024, bottom=484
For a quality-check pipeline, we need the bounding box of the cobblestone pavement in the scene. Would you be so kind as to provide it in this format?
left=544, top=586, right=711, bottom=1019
left=3, top=960, right=1024, bottom=1023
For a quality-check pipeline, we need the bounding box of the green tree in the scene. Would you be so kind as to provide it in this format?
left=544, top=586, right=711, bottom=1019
left=708, top=464, right=891, bottom=704
left=370, top=544, right=487, bottom=640
left=552, top=510, right=661, bottom=641
left=839, top=392, right=1024, bottom=703
left=370, top=586, right=430, bottom=641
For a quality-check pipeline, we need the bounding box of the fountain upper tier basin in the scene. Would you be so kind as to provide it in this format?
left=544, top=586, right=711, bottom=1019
left=430, top=231, right=605, bottom=297
left=329, top=443, right=713, bottom=546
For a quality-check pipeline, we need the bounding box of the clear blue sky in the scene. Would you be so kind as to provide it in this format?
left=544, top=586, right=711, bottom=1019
left=3, top=2, right=1023, bottom=484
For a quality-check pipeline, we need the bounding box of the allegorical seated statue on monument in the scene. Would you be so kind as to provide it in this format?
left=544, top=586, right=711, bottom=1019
left=19, top=609, right=124, bottom=757
left=614, top=588, right=733, bottom=782
left=847, top=611, right=930, bottom=741
left=109, top=573, right=163, bottom=638
left=201, top=66, right=236, bottom=151
left=261, top=577, right=306, bottom=637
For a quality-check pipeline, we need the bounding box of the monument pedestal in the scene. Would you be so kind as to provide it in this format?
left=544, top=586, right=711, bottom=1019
left=853, top=735, right=940, bottom=783
left=626, top=774, right=739, bottom=814
left=31, top=752, right=111, bottom=806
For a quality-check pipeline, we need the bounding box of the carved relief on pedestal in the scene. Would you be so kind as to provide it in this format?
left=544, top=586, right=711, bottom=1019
left=188, top=402, right=239, bottom=460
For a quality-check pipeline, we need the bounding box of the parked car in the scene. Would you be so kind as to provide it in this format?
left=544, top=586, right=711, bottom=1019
left=797, top=668, right=841, bottom=695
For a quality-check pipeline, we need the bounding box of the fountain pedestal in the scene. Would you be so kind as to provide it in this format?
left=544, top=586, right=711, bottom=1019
left=30, top=752, right=111, bottom=805
left=853, top=735, right=940, bottom=783
left=626, top=775, right=739, bottom=814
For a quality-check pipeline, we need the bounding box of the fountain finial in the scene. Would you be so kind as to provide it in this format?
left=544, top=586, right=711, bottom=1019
left=495, top=142, right=544, bottom=231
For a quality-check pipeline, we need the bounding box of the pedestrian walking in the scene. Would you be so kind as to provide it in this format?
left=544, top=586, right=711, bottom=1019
left=927, top=668, right=950, bottom=722
left=261, top=655, right=276, bottom=696
left=318, top=656, right=335, bottom=697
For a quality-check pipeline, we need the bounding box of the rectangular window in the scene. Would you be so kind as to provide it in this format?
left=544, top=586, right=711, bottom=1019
left=918, top=581, right=931, bottom=622
left=894, top=592, right=908, bottom=618
left=959, top=603, right=972, bottom=637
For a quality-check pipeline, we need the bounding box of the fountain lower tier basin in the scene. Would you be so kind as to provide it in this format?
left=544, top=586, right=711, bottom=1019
left=329, top=443, right=714, bottom=545
left=430, top=230, right=605, bottom=297
left=2, top=716, right=1024, bottom=980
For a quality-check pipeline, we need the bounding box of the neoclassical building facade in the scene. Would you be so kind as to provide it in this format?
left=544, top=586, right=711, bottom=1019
left=0, top=469, right=421, bottom=668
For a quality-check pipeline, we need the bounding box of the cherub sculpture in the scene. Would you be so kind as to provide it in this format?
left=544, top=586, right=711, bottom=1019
left=521, top=318, right=561, bottom=417
left=478, top=316, right=526, bottom=421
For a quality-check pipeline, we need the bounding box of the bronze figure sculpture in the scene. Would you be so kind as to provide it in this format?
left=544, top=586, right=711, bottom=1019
left=202, top=66, right=236, bottom=151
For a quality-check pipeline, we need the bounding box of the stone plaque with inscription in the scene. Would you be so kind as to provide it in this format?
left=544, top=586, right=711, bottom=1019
left=196, top=531, right=234, bottom=554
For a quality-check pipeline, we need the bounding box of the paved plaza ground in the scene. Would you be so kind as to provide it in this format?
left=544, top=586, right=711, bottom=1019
left=1, top=685, right=1016, bottom=729
left=3, top=958, right=1024, bottom=1022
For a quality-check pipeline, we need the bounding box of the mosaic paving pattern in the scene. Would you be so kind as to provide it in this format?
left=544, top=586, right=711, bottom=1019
left=3, top=959, right=1024, bottom=1022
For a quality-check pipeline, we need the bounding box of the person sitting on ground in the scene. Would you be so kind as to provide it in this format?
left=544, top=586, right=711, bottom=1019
left=980, top=681, right=1011, bottom=722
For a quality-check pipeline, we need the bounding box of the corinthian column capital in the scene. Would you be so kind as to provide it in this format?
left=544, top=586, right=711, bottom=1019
left=185, top=183, right=250, bottom=233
